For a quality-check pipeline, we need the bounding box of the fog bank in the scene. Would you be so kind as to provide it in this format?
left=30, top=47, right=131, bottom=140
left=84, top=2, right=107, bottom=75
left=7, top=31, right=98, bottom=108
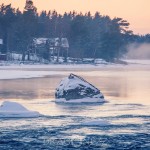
left=126, top=43, right=150, bottom=59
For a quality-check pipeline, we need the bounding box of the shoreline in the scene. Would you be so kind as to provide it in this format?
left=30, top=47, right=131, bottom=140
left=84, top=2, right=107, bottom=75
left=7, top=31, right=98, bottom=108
left=0, top=59, right=149, bottom=80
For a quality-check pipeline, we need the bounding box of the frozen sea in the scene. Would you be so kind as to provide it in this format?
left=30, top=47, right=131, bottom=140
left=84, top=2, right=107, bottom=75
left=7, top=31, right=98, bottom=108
left=0, top=61, right=150, bottom=149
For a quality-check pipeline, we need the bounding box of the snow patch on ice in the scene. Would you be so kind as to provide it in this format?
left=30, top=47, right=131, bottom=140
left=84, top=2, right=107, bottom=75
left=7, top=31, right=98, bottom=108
left=0, top=101, right=41, bottom=118
left=0, top=70, right=68, bottom=80
left=124, top=59, right=150, bottom=65
left=57, top=76, right=99, bottom=97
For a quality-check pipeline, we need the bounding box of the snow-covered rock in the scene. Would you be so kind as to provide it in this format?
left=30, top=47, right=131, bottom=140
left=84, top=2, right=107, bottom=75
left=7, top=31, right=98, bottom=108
left=0, top=101, right=40, bottom=118
left=55, top=74, right=105, bottom=103
left=82, top=119, right=110, bottom=126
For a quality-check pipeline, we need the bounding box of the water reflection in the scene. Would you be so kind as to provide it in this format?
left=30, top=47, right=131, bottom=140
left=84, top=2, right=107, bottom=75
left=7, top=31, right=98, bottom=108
left=0, top=69, right=150, bottom=104
left=0, top=76, right=63, bottom=100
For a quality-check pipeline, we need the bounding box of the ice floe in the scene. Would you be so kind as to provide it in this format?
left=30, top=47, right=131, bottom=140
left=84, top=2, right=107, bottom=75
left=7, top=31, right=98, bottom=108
left=0, top=101, right=41, bottom=118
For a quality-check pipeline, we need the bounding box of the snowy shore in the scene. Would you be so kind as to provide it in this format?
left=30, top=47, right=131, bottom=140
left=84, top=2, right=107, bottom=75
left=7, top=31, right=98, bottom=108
left=0, top=59, right=149, bottom=80
left=0, top=70, right=69, bottom=80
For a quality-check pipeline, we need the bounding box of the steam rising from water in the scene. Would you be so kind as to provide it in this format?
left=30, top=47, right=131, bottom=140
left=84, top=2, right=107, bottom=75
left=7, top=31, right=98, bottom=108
left=126, top=43, right=150, bottom=59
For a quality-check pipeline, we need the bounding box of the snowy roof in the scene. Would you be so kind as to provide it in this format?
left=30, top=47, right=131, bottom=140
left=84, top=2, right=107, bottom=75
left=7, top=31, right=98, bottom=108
left=33, top=38, right=69, bottom=48
left=33, top=38, right=48, bottom=45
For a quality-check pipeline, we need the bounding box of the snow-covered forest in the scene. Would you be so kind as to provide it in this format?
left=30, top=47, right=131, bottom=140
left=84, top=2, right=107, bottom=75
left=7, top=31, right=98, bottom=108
left=0, top=3, right=150, bottom=62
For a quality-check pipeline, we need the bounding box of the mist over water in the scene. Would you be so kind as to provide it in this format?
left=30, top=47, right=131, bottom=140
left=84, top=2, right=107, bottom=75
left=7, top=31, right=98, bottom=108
left=126, top=43, right=150, bottom=59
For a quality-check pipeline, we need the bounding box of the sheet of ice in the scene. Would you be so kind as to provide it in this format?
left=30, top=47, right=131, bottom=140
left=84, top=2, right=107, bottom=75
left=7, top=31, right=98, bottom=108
left=0, top=101, right=41, bottom=118
left=0, top=64, right=108, bottom=69
left=0, top=70, right=68, bottom=80
left=123, top=59, right=150, bottom=65
left=0, top=59, right=149, bottom=80
left=0, top=59, right=150, bottom=69
left=82, top=119, right=110, bottom=126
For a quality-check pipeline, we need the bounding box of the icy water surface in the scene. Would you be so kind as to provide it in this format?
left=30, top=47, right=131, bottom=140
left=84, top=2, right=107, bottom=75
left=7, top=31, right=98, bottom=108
left=0, top=65, right=150, bottom=149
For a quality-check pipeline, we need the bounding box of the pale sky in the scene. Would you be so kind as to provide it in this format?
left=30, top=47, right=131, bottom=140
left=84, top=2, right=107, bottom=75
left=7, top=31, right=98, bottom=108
left=0, top=0, right=150, bottom=34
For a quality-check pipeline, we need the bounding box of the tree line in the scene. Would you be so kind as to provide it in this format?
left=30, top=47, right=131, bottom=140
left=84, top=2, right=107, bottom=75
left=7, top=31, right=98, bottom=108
left=0, top=4, right=150, bottom=62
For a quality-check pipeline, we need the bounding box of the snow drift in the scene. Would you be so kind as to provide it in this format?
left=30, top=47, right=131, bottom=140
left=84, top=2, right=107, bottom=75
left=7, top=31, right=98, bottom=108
left=0, top=101, right=40, bottom=118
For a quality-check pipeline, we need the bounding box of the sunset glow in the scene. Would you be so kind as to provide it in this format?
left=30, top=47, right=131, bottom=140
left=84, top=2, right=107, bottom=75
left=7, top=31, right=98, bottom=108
left=0, top=0, right=150, bottom=34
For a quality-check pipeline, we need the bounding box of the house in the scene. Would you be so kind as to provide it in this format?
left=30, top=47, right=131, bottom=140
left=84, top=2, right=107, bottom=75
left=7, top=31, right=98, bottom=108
left=33, top=37, right=69, bottom=50
left=28, top=38, right=69, bottom=62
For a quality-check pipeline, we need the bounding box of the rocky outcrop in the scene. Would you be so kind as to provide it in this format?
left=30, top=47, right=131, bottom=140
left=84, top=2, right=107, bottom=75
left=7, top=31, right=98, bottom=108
left=55, top=74, right=105, bottom=103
